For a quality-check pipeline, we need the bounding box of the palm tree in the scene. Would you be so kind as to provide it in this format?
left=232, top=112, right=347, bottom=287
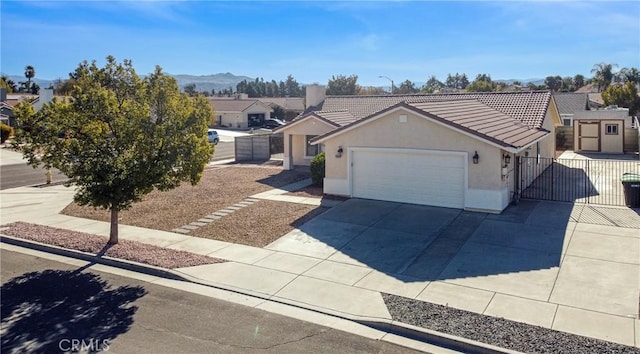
left=591, top=62, right=617, bottom=92
left=24, top=65, right=36, bottom=92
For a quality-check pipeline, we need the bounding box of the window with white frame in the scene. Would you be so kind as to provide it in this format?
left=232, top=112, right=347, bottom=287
left=305, top=135, right=321, bottom=157
left=605, top=124, right=619, bottom=135
left=560, top=114, right=573, bottom=126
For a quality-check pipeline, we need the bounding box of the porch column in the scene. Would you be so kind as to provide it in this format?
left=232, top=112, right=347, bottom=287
left=284, top=133, right=293, bottom=170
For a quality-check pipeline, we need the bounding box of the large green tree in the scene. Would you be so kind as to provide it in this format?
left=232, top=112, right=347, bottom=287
left=1, top=75, right=17, bottom=93
left=13, top=56, right=215, bottom=244
left=573, top=74, right=585, bottom=89
left=421, top=75, right=444, bottom=93
left=444, top=73, right=469, bottom=90
left=327, top=74, right=360, bottom=95
left=602, top=81, right=640, bottom=115
left=396, top=80, right=418, bottom=94
left=617, top=67, right=640, bottom=84
left=544, top=75, right=563, bottom=92
left=466, top=73, right=495, bottom=92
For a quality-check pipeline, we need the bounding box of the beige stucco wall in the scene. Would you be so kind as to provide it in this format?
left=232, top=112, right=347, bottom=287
left=218, top=111, right=243, bottom=128
left=214, top=103, right=273, bottom=129
left=281, top=117, right=335, bottom=168
left=573, top=119, right=624, bottom=153
left=540, top=109, right=558, bottom=158
left=321, top=110, right=503, bottom=191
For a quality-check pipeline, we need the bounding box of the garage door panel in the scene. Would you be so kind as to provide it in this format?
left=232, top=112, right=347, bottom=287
left=351, top=149, right=465, bottom=209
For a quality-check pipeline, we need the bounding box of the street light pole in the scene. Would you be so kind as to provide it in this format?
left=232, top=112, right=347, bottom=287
left=378, top=75, right=394, bottom=95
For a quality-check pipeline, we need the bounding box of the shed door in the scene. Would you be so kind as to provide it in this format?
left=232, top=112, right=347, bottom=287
left=351, top=149, right=465, bottom=209
left=578, top=122, right=600, bottom=152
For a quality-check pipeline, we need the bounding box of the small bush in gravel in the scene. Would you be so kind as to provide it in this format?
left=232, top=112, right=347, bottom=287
left=310, top=152, right=325, bottom=186
left=1, top=123, right=11, bottom=143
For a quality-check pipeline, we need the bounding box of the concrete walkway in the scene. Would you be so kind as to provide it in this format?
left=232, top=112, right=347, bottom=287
left=0, top=165, right=638, bottom=349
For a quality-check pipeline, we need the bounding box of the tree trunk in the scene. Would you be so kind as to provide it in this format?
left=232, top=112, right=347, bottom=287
left=109, top=208, right=119, bottom=244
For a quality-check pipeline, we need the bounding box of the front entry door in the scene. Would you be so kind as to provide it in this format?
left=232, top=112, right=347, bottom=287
left=578, top=122, right=600, bottom=152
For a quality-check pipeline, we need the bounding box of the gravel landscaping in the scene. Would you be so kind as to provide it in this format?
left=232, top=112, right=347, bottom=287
left=61, top=166, right=311, bottom=236
left=383, top=293, right=639, bottom=354
left=190, top=200, right=328, bottom=247
left=1, top=222, right=223, bottom=269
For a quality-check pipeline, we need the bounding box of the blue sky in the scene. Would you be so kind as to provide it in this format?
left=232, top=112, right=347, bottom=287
left=1, top=1, right=639, bottom=86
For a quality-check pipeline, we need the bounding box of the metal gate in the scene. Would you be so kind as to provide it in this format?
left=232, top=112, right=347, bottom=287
left=234, top=133, right=283, bottom=162
left=517, top=156, right=639, bottom=206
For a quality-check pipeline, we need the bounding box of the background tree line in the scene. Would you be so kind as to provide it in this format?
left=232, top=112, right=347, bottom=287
left=7, top=62, right=638, bottom=113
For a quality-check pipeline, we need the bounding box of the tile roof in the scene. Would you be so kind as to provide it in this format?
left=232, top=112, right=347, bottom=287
left=314, top=110, right=358, bottom=127
left=273, top=110, right=355, bottom=133
left=311, top=91, right=552, bottom=128
left=208, top=98, right=270, bottom=112
left=588, top=92, right=604, bottom=107
left=260, top=97, right=305, bottom=111
left=575, top=84, right=599, bottom=93
left=552, top=93, right=589, bottom=114
left=313, top=99, right=549, bottom=150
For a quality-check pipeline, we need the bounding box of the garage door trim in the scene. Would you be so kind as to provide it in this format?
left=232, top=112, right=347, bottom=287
left=348, top=147, right=468, bottom=208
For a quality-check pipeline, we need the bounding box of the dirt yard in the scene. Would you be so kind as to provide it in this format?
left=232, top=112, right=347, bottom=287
left=61, top=165, right=325, bottom=247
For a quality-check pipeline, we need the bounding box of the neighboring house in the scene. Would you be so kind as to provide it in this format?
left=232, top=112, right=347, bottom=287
left=259, top=97, right=305, bottom=121
left=209, top=97, right=273, bottom=129
left=572, top=107, right=630, bottom=153
left=553, top=92, right=589, bottom=127
left=0, top=88, right=55, bottom=127
left=30, top=89, right=54, bottom=111
left=276, top=85, right=562, bottom=213
left=0, top=89, right=14, bottom=126
left=553, top=92, right=631, bottom=153
left=587, top=93, right=604, bottom=109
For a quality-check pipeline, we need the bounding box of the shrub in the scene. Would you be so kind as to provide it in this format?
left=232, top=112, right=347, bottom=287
left=556, top=129, right=567, bottom=149
left=310, top=152, right=325, bottom=186
left=0, top=123, right=11, bottom=143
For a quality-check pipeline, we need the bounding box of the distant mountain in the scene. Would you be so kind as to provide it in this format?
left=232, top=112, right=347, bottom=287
left=170, top=72, right=255, bottom=92
left=3, top=71, right=546, bottom=93
left=2, top=74, right=54, bottom=90
left=495, top=78, right=545, bottom=85
left=2, top=72, right=254, bottom=93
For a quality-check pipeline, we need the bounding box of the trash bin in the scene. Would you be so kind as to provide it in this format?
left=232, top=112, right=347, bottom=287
left=621, top=173, right=640, bottom=207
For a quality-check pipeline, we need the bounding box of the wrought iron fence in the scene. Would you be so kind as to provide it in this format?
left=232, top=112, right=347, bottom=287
left=517, top=156, right=640, bottom=206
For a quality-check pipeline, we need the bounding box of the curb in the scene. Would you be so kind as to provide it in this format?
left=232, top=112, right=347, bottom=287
left=358, top=320, right=521, bottom=354
left=1, top=235, right=518, bottom=354
left=0, top=235, right=187, bottom=282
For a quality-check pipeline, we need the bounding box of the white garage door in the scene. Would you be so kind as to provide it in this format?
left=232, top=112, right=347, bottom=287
left=351, top=149, right=466, bottom=209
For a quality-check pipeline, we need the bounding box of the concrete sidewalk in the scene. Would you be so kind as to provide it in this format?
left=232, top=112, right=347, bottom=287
left=1, top=179, right=639, bottom=350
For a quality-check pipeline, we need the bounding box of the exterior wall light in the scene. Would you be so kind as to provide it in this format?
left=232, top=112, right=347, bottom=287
left=503, top=153, right=511, bottom=167
left=336, top=146, right=343, bottom=158
left=473, top=151, right=479, bottom=164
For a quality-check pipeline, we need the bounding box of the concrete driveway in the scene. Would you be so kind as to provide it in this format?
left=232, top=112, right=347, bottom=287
left=267, top=198, right=640, bottom=345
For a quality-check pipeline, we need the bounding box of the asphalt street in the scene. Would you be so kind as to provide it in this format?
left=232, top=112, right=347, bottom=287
left=0, top=142, right=233, bottom=190
left=0, top=249, right=420, bottom=354
left=212, top=141, right=234, bottom=161
left=0, top=163, right=67, bottom=190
